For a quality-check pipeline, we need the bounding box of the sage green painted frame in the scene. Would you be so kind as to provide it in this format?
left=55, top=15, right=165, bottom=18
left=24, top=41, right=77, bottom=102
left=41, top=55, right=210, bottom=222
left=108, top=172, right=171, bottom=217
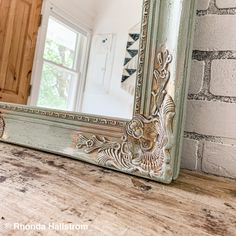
left=0, top=0, right=196, bottom=183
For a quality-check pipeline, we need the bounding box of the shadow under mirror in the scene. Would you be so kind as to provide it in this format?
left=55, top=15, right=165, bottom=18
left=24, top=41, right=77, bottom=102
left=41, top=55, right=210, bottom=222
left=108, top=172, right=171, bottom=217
left=0, top=0, right=143, bottom=119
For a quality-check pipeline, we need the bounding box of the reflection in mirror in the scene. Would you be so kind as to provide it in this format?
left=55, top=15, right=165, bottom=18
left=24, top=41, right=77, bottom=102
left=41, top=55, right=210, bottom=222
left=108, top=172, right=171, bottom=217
left=0, top=0, right=143, bottom=119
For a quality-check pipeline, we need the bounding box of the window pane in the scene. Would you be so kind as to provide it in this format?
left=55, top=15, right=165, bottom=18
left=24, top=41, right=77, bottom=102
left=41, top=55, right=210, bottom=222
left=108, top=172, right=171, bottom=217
left=37, top=62, right=77, bottom=110
left=43, top=17, right=77, bottom=69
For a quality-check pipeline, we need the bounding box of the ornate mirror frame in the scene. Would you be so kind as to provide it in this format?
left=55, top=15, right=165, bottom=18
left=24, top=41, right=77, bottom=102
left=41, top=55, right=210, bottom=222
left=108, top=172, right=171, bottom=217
left=0, top=0, right=196, bottom=183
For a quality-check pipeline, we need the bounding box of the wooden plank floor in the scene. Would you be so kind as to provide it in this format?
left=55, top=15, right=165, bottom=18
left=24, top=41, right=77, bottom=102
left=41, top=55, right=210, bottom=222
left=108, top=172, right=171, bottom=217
left=0, top=143, right=235, bottom=236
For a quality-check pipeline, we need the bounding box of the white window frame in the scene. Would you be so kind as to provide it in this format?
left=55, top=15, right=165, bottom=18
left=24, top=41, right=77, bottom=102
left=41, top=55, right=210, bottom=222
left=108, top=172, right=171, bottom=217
left=29, top=0, right=91, bottom=111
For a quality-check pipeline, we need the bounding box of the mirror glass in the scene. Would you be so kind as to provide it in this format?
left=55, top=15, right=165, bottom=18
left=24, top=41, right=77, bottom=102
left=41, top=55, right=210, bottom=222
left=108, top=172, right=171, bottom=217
left=0, top=0, right=143, bottom=119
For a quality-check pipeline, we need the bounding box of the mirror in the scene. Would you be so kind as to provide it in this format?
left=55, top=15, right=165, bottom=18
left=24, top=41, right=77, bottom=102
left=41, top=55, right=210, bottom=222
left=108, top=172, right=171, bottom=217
left=0, top=0, right=197, bottom=183
left=0, top=0, right=143, bottom=119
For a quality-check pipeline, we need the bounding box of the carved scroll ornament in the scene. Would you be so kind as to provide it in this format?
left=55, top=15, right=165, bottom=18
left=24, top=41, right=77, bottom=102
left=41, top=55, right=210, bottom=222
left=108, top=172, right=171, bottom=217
left=77, top=49, right=175, bottom=181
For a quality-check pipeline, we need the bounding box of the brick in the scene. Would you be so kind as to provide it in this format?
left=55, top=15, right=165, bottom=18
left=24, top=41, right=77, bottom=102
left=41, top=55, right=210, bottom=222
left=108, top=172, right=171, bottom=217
left=185, top=100, right=236, bottom=139
left=211, top=60, right=236, bottom=96
left=216, top=0, right=236, bottom=8
left=193, top=15, right=236, bottom=51
left=181, top=138, right=199, bottom=170
left=189, top=60, right=204, bottom=94
left=197, top=0, right=210, bottom=10
left=202, top=141, right=236, bottom=179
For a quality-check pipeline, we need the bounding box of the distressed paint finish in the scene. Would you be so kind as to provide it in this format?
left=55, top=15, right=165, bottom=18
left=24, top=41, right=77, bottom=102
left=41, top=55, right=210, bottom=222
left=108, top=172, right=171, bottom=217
left=0, top=115, right=5, bottom=138
left=0, top=0, right=196, bottom=183
left=76, top=49, right=176, bottom=183
left=0, top=143, right=235, bottom=236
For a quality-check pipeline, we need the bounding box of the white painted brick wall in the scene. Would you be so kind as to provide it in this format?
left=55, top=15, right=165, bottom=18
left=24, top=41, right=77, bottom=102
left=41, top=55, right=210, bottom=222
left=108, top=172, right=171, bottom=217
left=181, top=138, right=199, bottom=170
left=194, top=15, right=236, bottom=51
left=182, top=1, right=236, bottom=179
left=216, top=0, right=236, bottom=8
left=211, top=60, right=236, bottom=96
left=202, top=142, right=236, bottom=178
left=185, top=100, right=236, bottom=139
left=189, top=60, right=204, bottom=94
left=197, top=0, right=210, bottom=10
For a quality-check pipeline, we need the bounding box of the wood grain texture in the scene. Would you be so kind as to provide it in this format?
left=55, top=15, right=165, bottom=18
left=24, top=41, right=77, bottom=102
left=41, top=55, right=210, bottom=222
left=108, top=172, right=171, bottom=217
left=0, top=143, right=235, bottom=236
left=0, top=0, right=42, bottom=104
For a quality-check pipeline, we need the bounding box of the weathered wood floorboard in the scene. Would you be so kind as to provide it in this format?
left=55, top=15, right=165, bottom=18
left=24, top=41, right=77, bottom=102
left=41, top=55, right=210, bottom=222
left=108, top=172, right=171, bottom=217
left=0, top=143, right=235, bottom=236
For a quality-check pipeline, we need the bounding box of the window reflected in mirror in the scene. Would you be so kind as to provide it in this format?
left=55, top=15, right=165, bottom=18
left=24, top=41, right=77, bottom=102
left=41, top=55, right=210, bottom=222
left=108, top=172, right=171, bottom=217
left=35, top=16, right=88, bottom=111
left=0, top=0, right=143, bottom=119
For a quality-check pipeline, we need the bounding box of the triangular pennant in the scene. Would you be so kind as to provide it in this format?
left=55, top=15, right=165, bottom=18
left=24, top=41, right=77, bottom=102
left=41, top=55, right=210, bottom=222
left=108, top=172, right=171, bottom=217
left=124, top=57, right=132, bottom=66
left=123, top=69, right=130, bottom=77
left=121, top=75, right=130, bottom=82
left=127, top=41, right=134, bottom=49
left=129, top=33, right=139, bottom=42
left=128, top=40, right=139, bottom=50
left=127, top=49, right=138, bottom=58
left=126, top=69, right=136, bottom=76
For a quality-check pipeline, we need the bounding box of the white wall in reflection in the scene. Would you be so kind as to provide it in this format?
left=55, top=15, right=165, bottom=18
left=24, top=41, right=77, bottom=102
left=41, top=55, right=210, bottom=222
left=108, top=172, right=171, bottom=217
left=30, top=0, right=143, bottom=119
left=82, top=0, right=143, bottom=119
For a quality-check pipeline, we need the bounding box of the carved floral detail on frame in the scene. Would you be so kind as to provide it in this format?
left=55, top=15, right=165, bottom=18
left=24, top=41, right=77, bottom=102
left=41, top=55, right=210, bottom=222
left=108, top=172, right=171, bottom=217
left=77, top=49, right=176, bottom=181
